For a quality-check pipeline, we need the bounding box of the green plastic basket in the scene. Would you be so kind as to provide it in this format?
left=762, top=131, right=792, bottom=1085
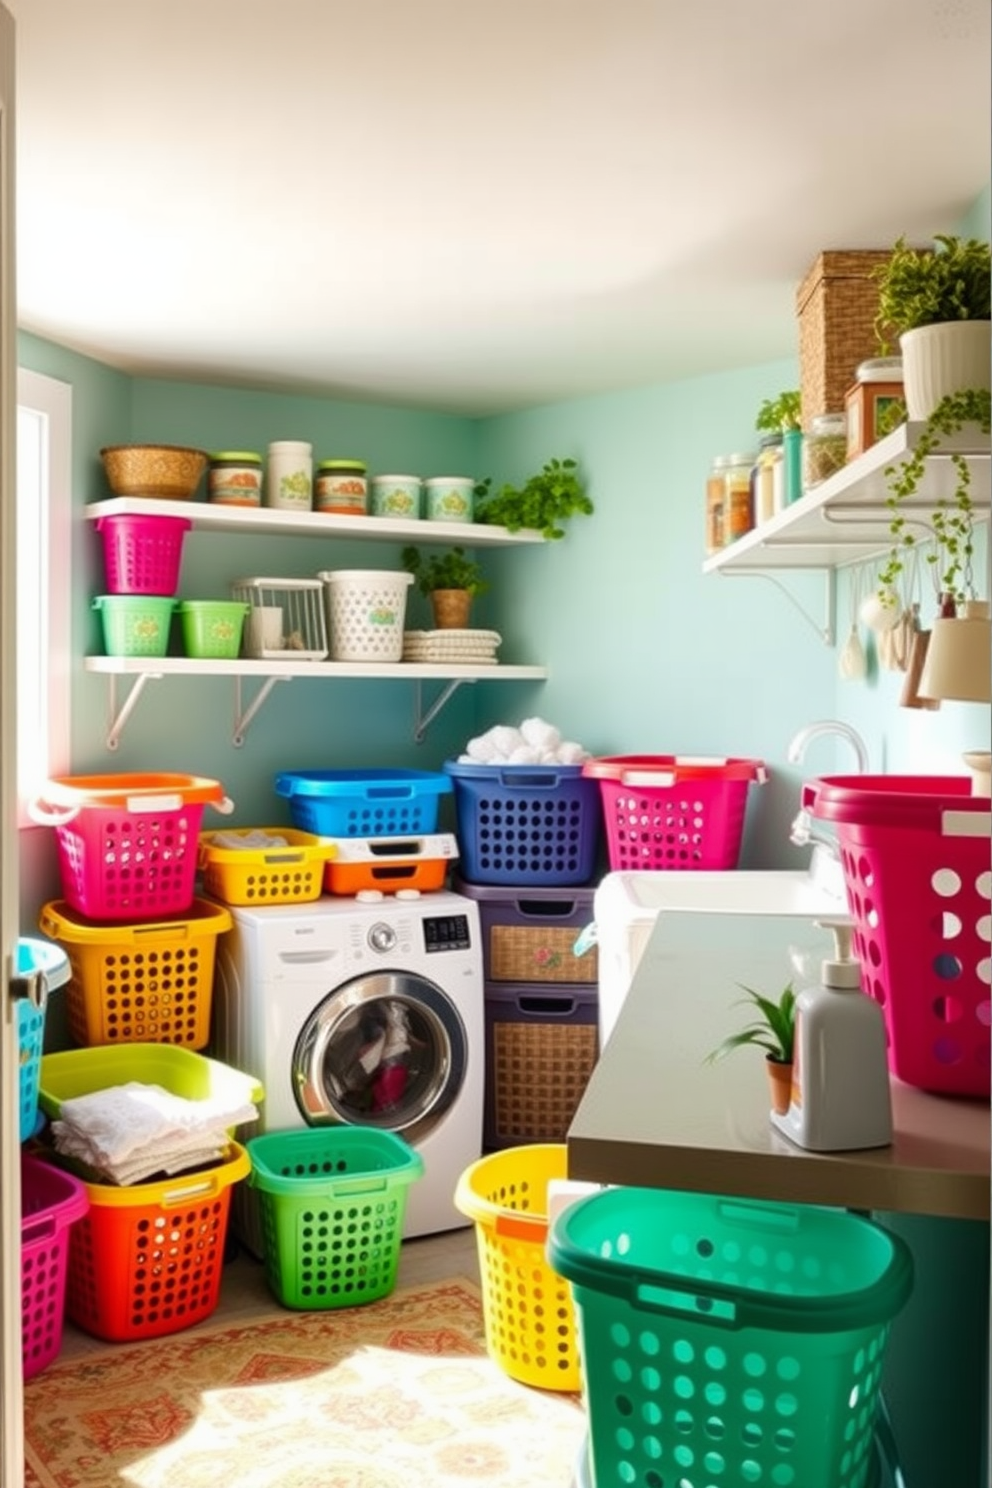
left=247, top=1127, right=424, bottom=1310
left=177, top=600, right=249, bottom=659
left=548, top=1188, right=913, bottom=1488
left=93, top=594, right=175, bottom=656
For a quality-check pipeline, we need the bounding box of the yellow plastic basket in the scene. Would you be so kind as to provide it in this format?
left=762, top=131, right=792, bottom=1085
left=198, top=827, right=337, bottom=906
left=454, top=1143, right=580, bottom=1391
left=38, top=898, right=232, bottom=1050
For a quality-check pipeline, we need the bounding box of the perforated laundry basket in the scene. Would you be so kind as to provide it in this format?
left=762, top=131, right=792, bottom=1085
left=21, top=1155, right=89, bottom=1379
left=274, top=767, right=451, bottom=837
left=319, top=568, right=413, bottom=661
left=16, top=938, right=70, bottom=1141
left=583, top=755, right=767, bottom=871
left=454, top=1144, right=581, bottom=1391
left=444, top=761, right=602, bottom=886
left=803, top=773, right=992, bottom=1097
left=95, top=512, right=191, bottom=596
left=548, top=1187, right=913, bottom=1488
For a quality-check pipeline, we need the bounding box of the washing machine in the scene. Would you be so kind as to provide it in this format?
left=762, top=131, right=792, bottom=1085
left=211, top=889, right=484, bottom=1254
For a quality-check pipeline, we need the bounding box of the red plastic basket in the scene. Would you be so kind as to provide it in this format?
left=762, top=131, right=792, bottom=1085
left=583, top=754, right=766, bottom=871
left=21, top=1155, right=89, bottom=1379
left=95, top=512, right=191, bottom=596
left=29, top=773, right=231, bottom=921
left=803, top=774, right=992, bottom=1098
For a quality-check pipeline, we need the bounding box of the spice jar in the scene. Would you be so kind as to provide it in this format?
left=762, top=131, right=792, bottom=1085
left=802, top=414, right=847, bottom=492
left=207, top=451, right=262, bottom=507
left=314, top=459, right=368, bottom=515
left=844, top=357, right=905, bottom=460
left=723, top=453, right=756, bottom=543
left=752, top=434, right=783, bottom=526
left=705, top=454, right=731, bottom=554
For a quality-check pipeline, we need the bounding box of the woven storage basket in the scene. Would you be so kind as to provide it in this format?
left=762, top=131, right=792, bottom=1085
left=796, top=250, right=893, bottom=427
left=485, top=983, right=599, bottom=1148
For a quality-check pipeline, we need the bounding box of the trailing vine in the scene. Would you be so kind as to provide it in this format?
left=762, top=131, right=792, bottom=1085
left=878, top=387, right=991, bottom=604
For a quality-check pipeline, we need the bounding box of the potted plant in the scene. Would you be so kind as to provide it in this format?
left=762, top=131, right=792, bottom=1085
left=872, top=234, right=991, bottom=420
left=474, top=457, right=592, bottom=540
left=401, top=544, right=488, bottom=629
left=706, top=980, right=796, bottom=1115
left=756, top=390, right=802, bottom=504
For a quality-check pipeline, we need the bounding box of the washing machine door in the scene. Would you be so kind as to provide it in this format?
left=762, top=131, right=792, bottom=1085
left=292, top=970, right=467, bottom=1143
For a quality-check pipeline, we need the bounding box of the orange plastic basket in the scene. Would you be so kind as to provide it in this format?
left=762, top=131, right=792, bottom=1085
left=321, top=832, right=457, bottom=896
left=64, top=1143, right=249, bottom=1342
left=198, top=828, right=337, bottom=906
left=38, top=897, right=232, bottom=1050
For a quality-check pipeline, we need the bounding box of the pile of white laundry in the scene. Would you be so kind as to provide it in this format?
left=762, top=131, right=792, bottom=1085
left=51, top=1080, right=259, bottom=1185
left=458, top=716, right=590, bottom=766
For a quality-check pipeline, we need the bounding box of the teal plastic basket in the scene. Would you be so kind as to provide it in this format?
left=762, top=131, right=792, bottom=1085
left=16, top=938, right=69, bottom=1142
left=548, top=1188, right=913, bottom=1488
left=247, top=1127, right=424, bottom=1310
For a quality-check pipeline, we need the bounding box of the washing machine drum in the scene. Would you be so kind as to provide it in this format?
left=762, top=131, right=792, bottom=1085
left=292, top=970, right=467, bottom=1143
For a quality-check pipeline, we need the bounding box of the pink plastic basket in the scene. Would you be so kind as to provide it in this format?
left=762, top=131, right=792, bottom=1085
left=30, top=773, right=232, bottom=921
left=804, top=774, right=992, bottom=1098
left=21, top=1154, right=89, bottom=1379
left=583, top=755, right=766, bottom=871
left=95, top=512, right=191, bottom=596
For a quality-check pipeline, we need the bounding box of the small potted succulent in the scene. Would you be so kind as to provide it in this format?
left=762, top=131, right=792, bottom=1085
left=401, top=545, right=488, bottom=629
left=706, top=981, right=796, bottom=1115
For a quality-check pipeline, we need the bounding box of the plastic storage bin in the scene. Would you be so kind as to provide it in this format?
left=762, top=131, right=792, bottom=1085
left=38, top=898, right=233, bottom=1050
left=29, top=771, right=230, bottom=921
left=177, top=599, right=249, bottom=659
left=454, top=1143, right=581, bottom=1391
left=319, top=568, right=413, bottom=662
left=274, top=767, right=451, bottom=837
left=484, top=983, right=598, bottom=1149
left=198, top=827, right=337, bottom=906
left=322, top=832, right=458, bottom=895
left=38, top=1040, right=263, bottom=1120
left=549, top=1187, right=913, bottom=1488
left=454, top=877, right=598, bottom=984
left=92, top=594, right=176, bottom=657
left=20, top=1154, right=89, bottom=1379
left=443, top=761, right=602, bottom=887
left=583, top=754, right=767, bottom=871
left=95, top=512, right=191, bottom=596
left=16, top=937, right=70, bottom=1142
left=803, top=773, right=992, bottom=1097
left=63, top=1142, right=250, bottom=1342
left=246, top=1127, right=424, bottom=1310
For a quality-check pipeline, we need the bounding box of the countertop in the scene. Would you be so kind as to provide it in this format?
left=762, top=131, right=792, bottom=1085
left=567, top=911, right=990, bottom=1220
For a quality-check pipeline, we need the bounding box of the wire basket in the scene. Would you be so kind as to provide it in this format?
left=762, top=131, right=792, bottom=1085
left=803, top=773, right=992, bottom=1097
left=21, top=1155, right=89, bottom=1379
left=443, top=761, right=602, bottom=887
left=454, top=1144, right=581, bottom=1391
left=549, top=1187, right=913, bottom=1488
left=38, top=897, right=233, bottom=1050
left=583, top=754, right=766, bottom=871
left=231, top=577, right=329, bottom=660
left=95, top=512, right=191, bottom=596
left=247, top=1127, right=424, bottom=1310
left=319, top=568, right=413, bottom=662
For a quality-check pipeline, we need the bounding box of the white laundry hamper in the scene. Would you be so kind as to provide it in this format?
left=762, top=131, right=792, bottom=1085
left=319, top=569, right=413, bottom=662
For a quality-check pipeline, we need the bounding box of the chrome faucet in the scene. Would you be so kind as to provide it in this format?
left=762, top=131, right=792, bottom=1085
left=786, top=719, right=869, bottom=774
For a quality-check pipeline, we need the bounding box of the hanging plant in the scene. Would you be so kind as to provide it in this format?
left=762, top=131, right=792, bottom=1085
left=877, top=387, right=991, bottom=605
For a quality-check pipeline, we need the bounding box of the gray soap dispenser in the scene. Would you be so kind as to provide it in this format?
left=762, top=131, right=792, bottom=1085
left=771, top=919, right=892, bottom=1152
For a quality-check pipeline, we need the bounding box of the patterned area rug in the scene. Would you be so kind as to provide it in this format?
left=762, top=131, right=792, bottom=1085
left=24, top=1278, right=587, bottom=1488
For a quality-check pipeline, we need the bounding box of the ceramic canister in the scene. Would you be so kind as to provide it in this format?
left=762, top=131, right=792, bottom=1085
left=424, top=475, right=474, bottom=523
left=370, top=474, right=422, bottom=519
left=266, top=440, right=313, bottom=511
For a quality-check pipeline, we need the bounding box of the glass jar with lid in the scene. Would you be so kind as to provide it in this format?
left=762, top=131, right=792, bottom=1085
left=723, top=453, right=756, bottom=543
left=802, top=414, right=847, bottom=492
left=752, top=434, right=783, bottom=526
left=705, top=454, right=731, bottom=554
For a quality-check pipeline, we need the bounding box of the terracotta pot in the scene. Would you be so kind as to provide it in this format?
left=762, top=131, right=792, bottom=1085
left=430, top=588, right=472, bottom=629
left=766, top=1057, right=793, bottom=1116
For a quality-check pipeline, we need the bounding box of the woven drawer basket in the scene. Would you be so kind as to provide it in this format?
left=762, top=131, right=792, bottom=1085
left=796, top=249, right=894, bottom=426
left=484, top=983, right=598, bottom=1149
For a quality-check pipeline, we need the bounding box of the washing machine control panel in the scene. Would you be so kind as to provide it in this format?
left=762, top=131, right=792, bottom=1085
left=423, top=913, right=472, bottom=953
left=367, top=921, right=397, bottom=954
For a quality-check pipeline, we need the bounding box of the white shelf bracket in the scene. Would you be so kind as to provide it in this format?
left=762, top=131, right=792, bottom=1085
left=718, top=570, right=836, bottom=646
left=105, top=672, right=162, bottom=750
left=232, top=674, right=292, bottom=747
left=413, top=678, right=477, bottom=743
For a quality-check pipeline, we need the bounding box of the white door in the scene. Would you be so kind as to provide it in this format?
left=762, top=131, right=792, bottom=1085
left=0, top=7, right=23, bottom=1486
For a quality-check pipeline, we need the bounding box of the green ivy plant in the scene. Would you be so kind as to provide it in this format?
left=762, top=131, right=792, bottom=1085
left=705, top=982, right=796, bottom=1067
left=401, top=544, right=488, bottom=597
left=877, top=387, right=992, bottom=604
left=755, top=390, right=802, bottom=434
left=474, top=457, right=592, bottom=540
left=872, top=234, right=992, bottom=350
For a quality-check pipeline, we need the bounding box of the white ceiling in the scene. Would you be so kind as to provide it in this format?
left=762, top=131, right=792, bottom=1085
left=9, top=0, right=992, bottom=417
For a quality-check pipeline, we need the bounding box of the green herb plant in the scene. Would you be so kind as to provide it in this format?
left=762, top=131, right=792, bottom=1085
left=401, top=545, right=488, bottom=597
left=755, top=390, right=802, bottom=434
left=706, top=981, right=796, bottom=1067
left=872, top=234, right=992, bottom=350
left=474, top=457, right=592, bottom=540
left=877, top=387, right=992, bottom=604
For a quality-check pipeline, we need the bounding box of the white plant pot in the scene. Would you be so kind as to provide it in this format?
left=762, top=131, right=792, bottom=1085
left=900, top=321, right=991, bottom=420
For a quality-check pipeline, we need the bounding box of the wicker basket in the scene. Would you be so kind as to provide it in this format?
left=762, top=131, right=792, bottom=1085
left=796, top=250, right=894, bottom=427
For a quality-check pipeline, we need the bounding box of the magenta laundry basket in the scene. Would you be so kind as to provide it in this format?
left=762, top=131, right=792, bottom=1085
left=95, top=512, right=191, bottom=595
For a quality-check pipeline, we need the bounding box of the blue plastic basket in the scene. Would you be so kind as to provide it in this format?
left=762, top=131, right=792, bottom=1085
left=443, top=760, right=602, bottom=886
left=274, top=768, right=451, bottom=837
left=16, top=939, right=69, bottom=1142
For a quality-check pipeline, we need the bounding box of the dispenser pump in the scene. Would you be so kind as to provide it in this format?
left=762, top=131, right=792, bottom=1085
left=821, top=921, right=861, bottom=989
